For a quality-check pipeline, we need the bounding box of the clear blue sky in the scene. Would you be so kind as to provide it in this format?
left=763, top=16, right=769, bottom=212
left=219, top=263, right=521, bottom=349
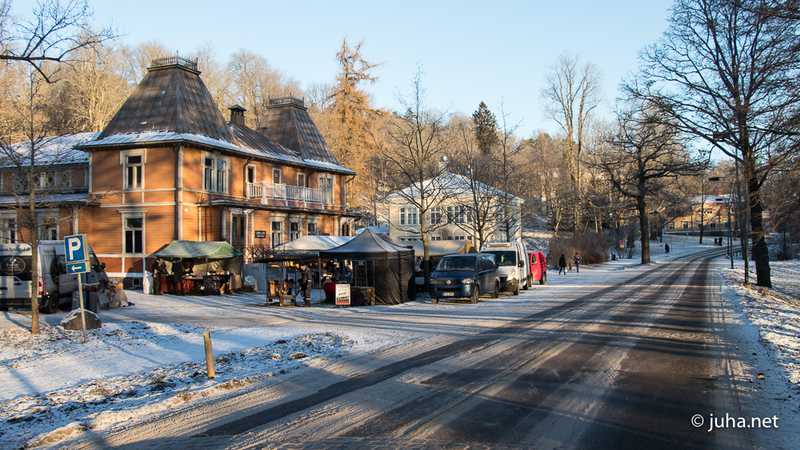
left=19, top=0, right=674, bottom=136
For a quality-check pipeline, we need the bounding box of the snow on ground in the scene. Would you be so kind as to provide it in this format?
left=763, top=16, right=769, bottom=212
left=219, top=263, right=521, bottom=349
left=720, top=258, right=800, bottom=386
left=0, top=313, right=401, bottom=448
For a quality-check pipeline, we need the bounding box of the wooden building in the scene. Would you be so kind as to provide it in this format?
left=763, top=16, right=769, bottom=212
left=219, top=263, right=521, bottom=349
left=0, top=56, right=356, bottom=287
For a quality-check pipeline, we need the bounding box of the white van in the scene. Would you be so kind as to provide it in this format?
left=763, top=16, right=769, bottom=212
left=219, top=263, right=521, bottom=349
left=0, top=241, right=106, bottom=312
left=482, top=238, right=530, bottom=295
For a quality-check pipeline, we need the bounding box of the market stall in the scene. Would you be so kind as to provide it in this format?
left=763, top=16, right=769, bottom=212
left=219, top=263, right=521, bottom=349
left=319, top=230, right=415, bottom=305
left=152, top=240, right=241, bottom=295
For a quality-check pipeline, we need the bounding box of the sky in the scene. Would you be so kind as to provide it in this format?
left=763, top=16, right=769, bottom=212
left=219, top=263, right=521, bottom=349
left=17, top=0, right=674, bottom=136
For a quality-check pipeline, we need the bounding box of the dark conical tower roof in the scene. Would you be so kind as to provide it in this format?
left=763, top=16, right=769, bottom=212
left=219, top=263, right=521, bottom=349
left=98, top=56, right=232, bottom=141
left=259, top=97, right=340, bottom=164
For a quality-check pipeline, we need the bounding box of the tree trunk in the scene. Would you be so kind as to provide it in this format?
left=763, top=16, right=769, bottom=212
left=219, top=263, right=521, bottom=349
left=699, top=188, right=705, bottom=244
left=420, top=213, right=431, bottom=292
left=28, top=168, right=40, bottom=335
left=747, top=163, right=772, bottom=287
left=637, top=195, right=650, bottom=264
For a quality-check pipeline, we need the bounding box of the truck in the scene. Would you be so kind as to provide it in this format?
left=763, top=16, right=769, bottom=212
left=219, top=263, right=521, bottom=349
left=481, top=238, right=531, bottom=295
left=0, top=240, right=107, bottom=313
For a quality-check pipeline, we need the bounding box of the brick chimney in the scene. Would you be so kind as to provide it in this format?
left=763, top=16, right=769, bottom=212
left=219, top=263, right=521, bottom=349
left=229, top=104, right=246, bottom=126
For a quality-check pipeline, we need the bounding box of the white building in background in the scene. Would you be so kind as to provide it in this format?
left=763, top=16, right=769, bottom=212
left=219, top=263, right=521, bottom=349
left=379, top=172, right=523, bottom=247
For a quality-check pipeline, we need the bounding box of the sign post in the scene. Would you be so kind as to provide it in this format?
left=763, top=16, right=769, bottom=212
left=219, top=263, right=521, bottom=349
left=64, top=234, right=90, bottom=343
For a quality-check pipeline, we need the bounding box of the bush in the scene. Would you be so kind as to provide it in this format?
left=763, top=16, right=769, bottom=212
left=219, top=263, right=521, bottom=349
left=548, top=232, right=610, bottom=266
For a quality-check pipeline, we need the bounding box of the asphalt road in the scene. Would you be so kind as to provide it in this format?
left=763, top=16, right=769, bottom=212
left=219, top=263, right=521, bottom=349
left=78, top=251, right=757, bottom=449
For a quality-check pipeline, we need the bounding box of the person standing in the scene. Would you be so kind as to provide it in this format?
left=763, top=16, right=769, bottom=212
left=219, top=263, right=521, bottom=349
left=573, top=253, right=582, bottom=273
left=558, top=254, right=567, bottom=275
left=665, top=243, right=670, bottom=254
left=301, top=266, right=312, bottom=307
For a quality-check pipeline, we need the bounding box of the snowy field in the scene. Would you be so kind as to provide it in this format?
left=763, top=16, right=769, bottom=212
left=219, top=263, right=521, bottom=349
left=720, top=258, right=800, bottom=385
left=0, top=237, right=726, bottom=448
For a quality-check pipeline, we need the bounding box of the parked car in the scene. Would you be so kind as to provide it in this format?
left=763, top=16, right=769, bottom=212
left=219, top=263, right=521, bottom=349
left=0, top=241, right=106, bottom=313
left=529, top=251, right=547, bottom=285
left=430, top=253, right=500, bottom=304
left=482, top=239, right=530, bottom=294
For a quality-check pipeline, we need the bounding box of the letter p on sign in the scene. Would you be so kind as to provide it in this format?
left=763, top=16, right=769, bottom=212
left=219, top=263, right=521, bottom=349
left=64, top=234, right=87, bottom=264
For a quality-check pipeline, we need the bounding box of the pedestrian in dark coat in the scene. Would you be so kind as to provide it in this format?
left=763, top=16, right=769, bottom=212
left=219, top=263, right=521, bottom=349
left=301, top=266, right=312, bottom=307
left=665, top=243, right=670, bottom=254
left=573, top=253, right=582, bottom=273
left=558, top=254, right=567, bottom=275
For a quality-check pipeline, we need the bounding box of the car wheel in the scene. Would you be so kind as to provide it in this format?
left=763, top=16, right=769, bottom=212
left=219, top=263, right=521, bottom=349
left=470, top=287, right=479, bottom=304
left=491, top=282, right=499, bottom=298
left=539, top=278, right=545, bottom=285
left=523, top=276, right=530, bottom=290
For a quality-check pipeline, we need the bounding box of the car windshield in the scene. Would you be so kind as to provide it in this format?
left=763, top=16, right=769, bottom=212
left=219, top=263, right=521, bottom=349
left=436, top=256, right=476, bottom=271
left=486, top=251, right=516, bottom=266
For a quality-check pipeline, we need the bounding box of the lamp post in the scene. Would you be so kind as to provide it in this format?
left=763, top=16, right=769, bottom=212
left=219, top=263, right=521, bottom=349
left=709, top=176, right=734, bottom=269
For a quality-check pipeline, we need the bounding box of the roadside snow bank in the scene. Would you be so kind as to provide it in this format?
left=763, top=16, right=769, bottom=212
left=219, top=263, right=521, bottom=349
left=721, top=259, right=800, bottom=385
left=0, top=329, right=350, bottom=448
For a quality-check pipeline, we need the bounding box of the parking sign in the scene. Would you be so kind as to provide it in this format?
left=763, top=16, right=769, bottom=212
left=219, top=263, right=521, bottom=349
left=64, top=234, right=89, bottom=274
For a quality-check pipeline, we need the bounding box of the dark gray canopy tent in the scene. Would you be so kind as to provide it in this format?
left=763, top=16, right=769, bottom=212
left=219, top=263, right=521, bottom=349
left=319, top=230, right=415, bottom=305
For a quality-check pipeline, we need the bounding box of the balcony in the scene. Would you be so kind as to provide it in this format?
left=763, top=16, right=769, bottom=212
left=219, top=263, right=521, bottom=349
left=246, top=182, right=336, bottom=210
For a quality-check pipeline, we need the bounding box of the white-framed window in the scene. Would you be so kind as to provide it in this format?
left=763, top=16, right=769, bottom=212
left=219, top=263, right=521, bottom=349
left=318, top=175, right=334, bottom=203
left=446, top=206, right=454, bottom=223
left=307, top=222, right=317, bottom=236
left=0, top=214, right=16, bottom=243
left=124, top=215, right=144, bottom=254
left=456, top=206, right=466, bottom=224
left=35, top=171, right=56, bottom=190
left=289, top=222, right=300, bottom=241
left=399, top=207, right=406, bottom=225
left=216, top=159, right=228, bottom=193
left=37, top=212, right=58, bottom=240
left=125, top=154, right=143, bottom=190
left=430, top=207, right=442, bottom=225
left=271, top=221, right=283, bottom=248
left=204, top=157, right=214, bottom=191
left=272, top=168, right=282, bottom=185
left=297, top=172, right=306, bottom=187
left=409, top=207, right=418, bottom=225
left=202, top=155, right=229, bottom=193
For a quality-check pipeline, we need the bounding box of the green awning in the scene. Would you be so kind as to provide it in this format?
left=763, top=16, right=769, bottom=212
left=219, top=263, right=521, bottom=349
left=153, top=240, right=240, bottom=260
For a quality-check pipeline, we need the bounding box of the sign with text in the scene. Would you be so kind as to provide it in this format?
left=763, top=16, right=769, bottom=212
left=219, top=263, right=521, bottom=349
left=64, top=234, right=89, bottom=274
left=255, top=230, right=266, bottom=239
left=335, top=283, right=351, bottom=306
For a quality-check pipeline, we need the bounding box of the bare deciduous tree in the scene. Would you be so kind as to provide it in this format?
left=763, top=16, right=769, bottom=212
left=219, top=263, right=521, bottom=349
left=594, top=104, right=704, bottom=264
left=628, top=0, right=800, bottom=286
left=383, top=70, right=452, bottom=289
left=0, top=0, right=114, bottom=83
left=542, top=54, right=600, bottom=230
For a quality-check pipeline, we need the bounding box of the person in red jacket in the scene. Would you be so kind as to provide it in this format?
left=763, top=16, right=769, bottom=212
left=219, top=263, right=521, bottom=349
left=323, top=276, right=336, bottom=304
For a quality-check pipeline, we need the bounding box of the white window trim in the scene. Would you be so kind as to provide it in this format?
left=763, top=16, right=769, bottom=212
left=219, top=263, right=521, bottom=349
left=201, top=152, right=230, bottom=194
left=122, top=211, right=145, bottom=256
left=121, top=150, right=145, bottom=191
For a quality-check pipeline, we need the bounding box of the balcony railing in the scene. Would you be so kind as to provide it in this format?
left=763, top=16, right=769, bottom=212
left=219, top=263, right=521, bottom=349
left=246, top=182, right=335, bottom=209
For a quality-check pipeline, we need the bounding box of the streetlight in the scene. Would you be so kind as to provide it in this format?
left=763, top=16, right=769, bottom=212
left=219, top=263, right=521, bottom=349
left=709, top=176, right=734, bottom=269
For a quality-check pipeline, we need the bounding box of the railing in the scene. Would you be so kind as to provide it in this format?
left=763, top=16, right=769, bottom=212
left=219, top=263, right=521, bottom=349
left=246, top=182, right=335, bottom=209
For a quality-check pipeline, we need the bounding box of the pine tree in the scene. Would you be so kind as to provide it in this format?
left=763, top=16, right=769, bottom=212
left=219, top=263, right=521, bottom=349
left=472, top=101, right=498, bottom=156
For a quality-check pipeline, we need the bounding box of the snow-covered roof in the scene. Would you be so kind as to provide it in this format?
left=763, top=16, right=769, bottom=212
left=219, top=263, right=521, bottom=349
left=387, top=171, right=523, bottom=203
left=0, top=193, right=89, bottom=206
left=77, top=130, right=355, bottom=175
left=692, top=194, right=731, bottom=204
left=0, top=132, right=98, bottom=168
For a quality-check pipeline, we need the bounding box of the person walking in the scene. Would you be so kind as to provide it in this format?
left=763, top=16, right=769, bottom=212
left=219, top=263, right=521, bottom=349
left=558, top=254, right=567, bottom=275
left=573, top=253, right=582, bottom=273
left=665, top=243, right=670, bottom=254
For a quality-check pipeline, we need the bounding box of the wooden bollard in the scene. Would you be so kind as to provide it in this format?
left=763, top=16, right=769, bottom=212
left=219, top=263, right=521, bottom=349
left=203, top=330, right=216, bottom=379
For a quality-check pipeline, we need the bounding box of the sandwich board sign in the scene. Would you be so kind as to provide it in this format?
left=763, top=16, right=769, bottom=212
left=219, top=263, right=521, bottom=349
left=64, top=234, right=89, bottom=274
left=335, top=283, right=351, bottom=306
